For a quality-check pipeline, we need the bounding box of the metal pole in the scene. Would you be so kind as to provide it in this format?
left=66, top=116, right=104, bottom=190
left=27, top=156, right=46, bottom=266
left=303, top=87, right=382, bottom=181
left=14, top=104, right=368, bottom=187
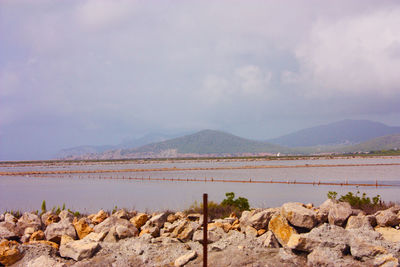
left=203, top=193, right=208, bottom=267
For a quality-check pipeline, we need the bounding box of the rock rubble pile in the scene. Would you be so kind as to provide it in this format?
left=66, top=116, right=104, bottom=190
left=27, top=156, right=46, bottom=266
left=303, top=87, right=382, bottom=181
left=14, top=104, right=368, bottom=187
left=1, top=199, right=400, bottom=266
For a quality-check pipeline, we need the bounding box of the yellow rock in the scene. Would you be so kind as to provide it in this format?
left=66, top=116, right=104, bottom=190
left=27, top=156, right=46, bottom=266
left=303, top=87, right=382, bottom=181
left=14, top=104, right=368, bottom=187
left=130, top=213, right=149, bottom=229
left=167, top=214, right=178, bottom=223
left=29, top=230, right=45, bottom=241
left=268, top=214, right=297, bottom=246
left=45, top=214, right=60, bottom=226
left=29, top=240, right=59, bottom=250
left=208, top=222, right=232, bottom=233
left=375, top=227, right=400, bottom=243
left=0, top=240, right=23, bottom=266
left=139, top=229, right=150, bottom=237
left=257, top=229, right=266, bottom=236
left=91, top=210, right=108, bottom=224
left=73, top=218, right=93, bottom=239
left=60, top=235, right=74, bottom=246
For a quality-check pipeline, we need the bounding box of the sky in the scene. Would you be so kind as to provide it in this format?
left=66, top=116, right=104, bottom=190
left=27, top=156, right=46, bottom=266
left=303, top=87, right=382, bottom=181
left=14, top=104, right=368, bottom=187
left=1, top=0, right=400, bottom=160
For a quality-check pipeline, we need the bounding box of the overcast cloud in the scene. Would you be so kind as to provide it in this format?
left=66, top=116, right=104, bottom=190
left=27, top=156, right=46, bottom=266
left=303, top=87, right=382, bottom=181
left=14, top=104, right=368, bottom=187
left=1, top=0, right=400, bottom=160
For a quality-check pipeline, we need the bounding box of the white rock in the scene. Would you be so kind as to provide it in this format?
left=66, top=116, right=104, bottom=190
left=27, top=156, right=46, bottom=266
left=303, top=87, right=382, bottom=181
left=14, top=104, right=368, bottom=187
left=59, top=239, right=100, bottom=261
left=174, top=250, right=197, bottom=267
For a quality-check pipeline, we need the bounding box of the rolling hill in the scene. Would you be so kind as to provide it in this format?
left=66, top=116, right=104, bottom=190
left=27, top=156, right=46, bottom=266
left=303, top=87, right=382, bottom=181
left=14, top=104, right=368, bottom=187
left=268, top=120, right=400, bottom=147
left=340, top=134, right=400, bottom=153
left=119, top=129, right=286, bottom=157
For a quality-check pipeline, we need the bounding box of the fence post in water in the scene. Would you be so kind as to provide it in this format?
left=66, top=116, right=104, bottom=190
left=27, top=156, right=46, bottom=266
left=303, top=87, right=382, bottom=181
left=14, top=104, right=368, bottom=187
left=203, top=193, right=208, bottom=267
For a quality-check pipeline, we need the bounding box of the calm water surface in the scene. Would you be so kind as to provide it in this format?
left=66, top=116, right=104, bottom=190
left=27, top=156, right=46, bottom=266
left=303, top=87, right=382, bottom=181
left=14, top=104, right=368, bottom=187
left=1, top=157, right=400, bottom=213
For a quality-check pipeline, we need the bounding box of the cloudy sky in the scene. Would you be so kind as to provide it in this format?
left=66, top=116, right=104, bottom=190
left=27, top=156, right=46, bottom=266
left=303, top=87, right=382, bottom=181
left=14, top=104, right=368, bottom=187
left=1, top=0, right=400, bottom=160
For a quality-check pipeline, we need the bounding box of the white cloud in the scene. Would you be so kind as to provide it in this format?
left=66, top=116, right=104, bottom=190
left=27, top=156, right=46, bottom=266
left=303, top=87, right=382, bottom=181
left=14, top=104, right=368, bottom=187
left=234, top=65, right=272, bottom=95
left=295, top=7, right=400, bottom=97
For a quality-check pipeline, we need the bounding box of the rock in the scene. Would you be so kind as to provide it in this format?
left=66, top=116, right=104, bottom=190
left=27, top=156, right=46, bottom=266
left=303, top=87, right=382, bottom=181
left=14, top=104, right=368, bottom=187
left=186, top=213, right=201, bottom=221
left=244, top=226, right=258, bottom=238
left=45, top=219, right=77, bottom=243
left=4, top=214, right=17, bottom=224
left=0, top=240, right=23, bottom=266
left=90, top=210, right=108, bottom=224
left=208, top=222, right=231, bottom=233
left=93, top=216, right=138, bottom=237
left=328, top=201, right=353, bottom=226
left=16, top=212, right=42, bottom=234
left=29, top=230, right=45, bottom=241
left=287, top=224, right=349, bottom=252
left=82, top=232, right=107, bottom=242
left=60, top=234, right=74, bottom=245
left=140, top=224, right=159, bottom=238
left=112, top=209, right=128, bottom=219
left=116, top=225, right=135, bottom=239
left=26, top=254, right=66, bottom=267
left=174, top=221, right=197, bottom=242
left=281, top=202, right=317, bottom=229
left=307, top=246, right=359, bottom=267
left=174, top=250, right=197, bottom=266
left=268, top=214, right=297, bottom=247
left=0, top=214, right=4, bottom=222
left=375, top=209, right=400, bottom=227
left=193, top=230, right=221, bottom=243
left=240, top=208, right=278, bottom=230
left=350, top=240, right=387, bottom=260
left=29, top=240, right=59, bottom=250
left=0, top=222, right=18, bottom=240
left=59, top=239, right=100, bottom=261
left=58, top=210, right=74, bottom=223
left=130, top=213, right=148, bottom=229
left=73, top=218, right=93, bottom=239
left=375, top=227, right=400, bottom=243
left=41, top=212, right=60, bottom=226
left=346, top=214, right=376, bottom=230
left=257, top=229, right=266, bottom=236
left=258, top=230, right=280, bottom=248
left=374, top=254, right=399, bottom=267
left=167, top=214, right=178, bottom=223
left=149, top=212, right=168, bottom=228
left=103, top=227, right=118, bottom=243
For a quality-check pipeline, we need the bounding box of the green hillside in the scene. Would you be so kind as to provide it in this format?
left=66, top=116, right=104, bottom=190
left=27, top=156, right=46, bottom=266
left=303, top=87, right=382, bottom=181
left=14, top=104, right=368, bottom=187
left=340, top=134, right=400, bottom=153
left=121, top=129, right=286, bottom=155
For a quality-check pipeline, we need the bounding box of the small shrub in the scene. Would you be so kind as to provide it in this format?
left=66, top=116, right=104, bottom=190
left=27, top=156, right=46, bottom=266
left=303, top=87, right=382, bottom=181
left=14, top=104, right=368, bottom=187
left=327, top=191, right=338, bottom=200
left=327, top=191, right=390, bottom=214
left=41, top=200, right=47, bottom=215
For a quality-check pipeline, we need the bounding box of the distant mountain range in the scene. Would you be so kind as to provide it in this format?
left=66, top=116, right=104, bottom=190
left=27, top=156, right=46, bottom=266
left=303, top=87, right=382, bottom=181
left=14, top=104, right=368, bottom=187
left=268, top=119, right=400, bottom=147
left=59, top=120, right=400, bottom=159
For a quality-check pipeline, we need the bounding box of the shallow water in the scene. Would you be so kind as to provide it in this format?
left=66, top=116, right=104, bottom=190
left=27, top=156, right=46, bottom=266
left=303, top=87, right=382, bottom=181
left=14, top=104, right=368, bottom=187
left=1, top=157, right=400, bottom=213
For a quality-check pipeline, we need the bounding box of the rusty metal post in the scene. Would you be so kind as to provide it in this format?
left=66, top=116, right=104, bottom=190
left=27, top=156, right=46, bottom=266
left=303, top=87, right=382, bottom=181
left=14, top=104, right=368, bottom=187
left=203, top=193, right=208, bottom=267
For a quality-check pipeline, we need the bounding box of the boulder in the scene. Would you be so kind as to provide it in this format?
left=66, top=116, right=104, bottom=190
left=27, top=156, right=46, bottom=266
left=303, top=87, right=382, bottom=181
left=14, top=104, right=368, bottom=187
left=244, top=226, right=258, bottom=238
left=0, top=240, right=23, bottom=266
left=172, top=221, right=197, bottom=242
left=90, top=210, right=108, bottom=224
left=25, top=254, right=66, bottom=267
left=307, top=246, right=358, bottom=267
left=346, top=215, right=376, bottom=230
left=29, top=240, right=59, bottom=250
left=4, top=214, right=17, bottom=224
left=373, top=254, right=399, bottom=267
left=59, top=239, right=100, bottom=261
left=103, top=227, right=118, bottom=243
left=350, top=240, right=387, bottom=260
left=0, top=214, right=4, bottom=222
left=112, top=209, right=128, bottom=219
left=60, top=234, right=74, bottom=246
left=130, top=213, right=148, bottom=229
left=257, top=230, right=280, bottom=248
left=149, top=212, right=168, bottom=228
left=167, top=214, right=178, bottom=223
left=82, top=232, right=107, bottom=242
left=0, top=222, right=18, bottom=240
left=375, top=209, right=400, bottom=227
left=268, top=214, right=297, bottom=247
left=287, top=223, right=349, bottom=252
left=115, top=225, right=135, bottom=239
left=93, top=216, right=138, bottom=237
left=29, top=230, right=45, bottom=241
left=16, top=212, right=42, bottom=234
left=328, top=201, right=353, bottom=226
left=58, top=210, right=74, bottom=223
left=375, top=227, right=400, bottom=243
left=208, top=222, right=232, bottom=233
left=41, top=212, right=60, bottom=226
left=45, top=219, right=77, bottom=243
left=73, top=218, right=93, bottom=239
left=240, top=208, right=278, bottom=230
left=174, top=250, right=197, bottom=267
left=281, top=202, right=317, bottom=229
left=193, top=229, right=221, bottom=243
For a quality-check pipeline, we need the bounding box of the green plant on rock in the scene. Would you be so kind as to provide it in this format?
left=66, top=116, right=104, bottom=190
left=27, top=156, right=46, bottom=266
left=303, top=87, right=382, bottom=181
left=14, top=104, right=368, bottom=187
left=327, top=191, right=338, bottom=200
left=327, top=190, right=385, bottom=214
left=221, top=192, right=250, bottom=211
left=41, top=200, right=47, bottom=215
